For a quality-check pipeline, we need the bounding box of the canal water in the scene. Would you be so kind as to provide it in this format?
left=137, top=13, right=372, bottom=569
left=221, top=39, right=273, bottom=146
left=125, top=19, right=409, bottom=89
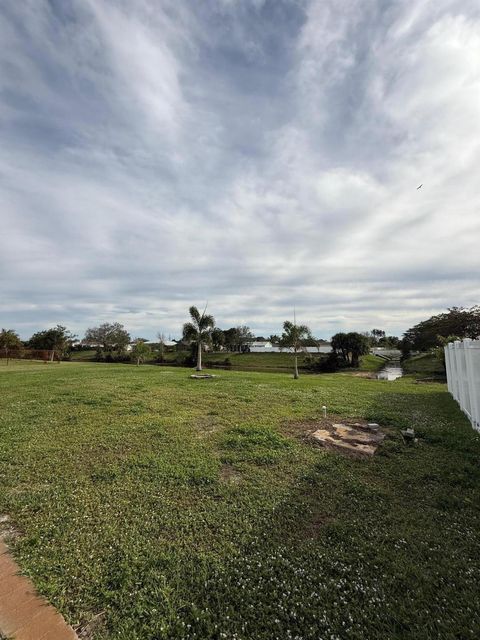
left=377, top=358, right=403, bottom=381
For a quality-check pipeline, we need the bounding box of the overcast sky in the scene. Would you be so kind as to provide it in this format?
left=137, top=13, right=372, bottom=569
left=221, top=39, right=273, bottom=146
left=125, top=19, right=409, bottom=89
left=1, top=0, right=479, bottom=340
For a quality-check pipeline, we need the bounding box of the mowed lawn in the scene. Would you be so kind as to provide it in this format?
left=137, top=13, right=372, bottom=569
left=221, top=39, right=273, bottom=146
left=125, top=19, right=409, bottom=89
left=71, top=350, right=385, bottom=374
left=0, top=362, right=479, bottom=640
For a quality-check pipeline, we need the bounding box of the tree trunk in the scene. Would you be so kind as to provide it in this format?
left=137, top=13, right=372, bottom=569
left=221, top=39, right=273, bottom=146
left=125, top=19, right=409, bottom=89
left=293, top=348, right=299, bottom=379
left=196, top=340, right=202, bottom=371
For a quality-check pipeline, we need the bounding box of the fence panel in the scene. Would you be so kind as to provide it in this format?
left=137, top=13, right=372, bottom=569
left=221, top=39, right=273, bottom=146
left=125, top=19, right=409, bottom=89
left=445, top=339, right=480, bottom=431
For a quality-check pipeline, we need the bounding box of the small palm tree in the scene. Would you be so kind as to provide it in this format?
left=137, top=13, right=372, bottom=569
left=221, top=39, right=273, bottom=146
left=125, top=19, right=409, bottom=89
left=281, top=320, right=311, bottom=379
left=183, top=306, right=215, bottom=371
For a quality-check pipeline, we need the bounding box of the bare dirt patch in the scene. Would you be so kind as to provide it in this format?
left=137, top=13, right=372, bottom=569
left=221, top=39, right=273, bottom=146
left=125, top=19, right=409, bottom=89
left=284, top=416, right=386, bottom=458
left=219, top=464, right=242, bottom=484
left=0, top=515, right=21, bottom=544
left=311, top=422, right=385, bottom=458
left=349, top=371, right=377, bottom=378
left=190, top=374, right=218, bottom=379
left=283, top=414, right=366, bottom=439
left=76, top=610, right=107, bottom=639
left=195, top=415, right=222, bottom=437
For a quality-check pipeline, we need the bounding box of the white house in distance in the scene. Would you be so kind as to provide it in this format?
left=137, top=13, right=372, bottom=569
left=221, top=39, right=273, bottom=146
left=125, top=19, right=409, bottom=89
left=126, top=339, right=177, bottom=352
left=247, top=340, right=274, bottom=351
left=246, top=340, right=332, bottom=354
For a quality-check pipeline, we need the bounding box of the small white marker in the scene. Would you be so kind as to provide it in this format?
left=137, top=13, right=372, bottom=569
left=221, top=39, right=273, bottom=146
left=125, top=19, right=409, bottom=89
left=322, top=405, right=327, bottom=418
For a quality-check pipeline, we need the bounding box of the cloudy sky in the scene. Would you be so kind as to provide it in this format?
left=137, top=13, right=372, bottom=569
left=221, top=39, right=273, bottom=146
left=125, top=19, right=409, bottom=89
left=1, top=0, right=479, bottom=340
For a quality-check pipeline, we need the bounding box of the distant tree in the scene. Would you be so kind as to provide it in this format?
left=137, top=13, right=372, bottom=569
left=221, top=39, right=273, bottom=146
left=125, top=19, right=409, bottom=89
left=237, top=325, right=254, bottom=352
left=280, top=320, right=311, bottom=379
left=211, top=328, right=225, bottom=351
left=347, top=332, right=370, bottom=367
left=300, top=334, right=327, bottom=349
left=0, top=329, right=23, bottom=364
left=223, top=326, right=254, bottom=352
left=130, top=340, right=151, bottom=366
left=182, top=306, right=215, bottom=371
left=403, top=306, right=480, bottom=352
left=434, top=335, right=459, bottom=373
left=223, top=328, right=237, bottom=351
left=378, top=335, right=400, bottom=349
left=361, top=331, right=374, bottom=347
left=399, top=338, right=413, bottom=360
left=28, top=325, right=76, bottom=361
left=371, top=328, right=386, bottom=345
left=269, top=334, right=281, bottom=344
left=331, top=333, right=349, bottom=363
left=84, top=322, right=130, bottom=354
left=332, top=332, right=370, bottom=367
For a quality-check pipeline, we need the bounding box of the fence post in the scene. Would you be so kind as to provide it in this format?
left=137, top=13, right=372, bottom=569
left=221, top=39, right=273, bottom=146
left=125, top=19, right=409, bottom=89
left=465, top=340, right=480, bottom=431
left=445, top=343, right=453, bottom=396
left=453, top=341, right=463, bottom=405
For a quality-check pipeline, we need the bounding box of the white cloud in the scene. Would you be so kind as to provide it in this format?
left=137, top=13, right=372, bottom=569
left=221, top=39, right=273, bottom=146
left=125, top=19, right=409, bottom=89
left=0, top=0, right=479, bottom=339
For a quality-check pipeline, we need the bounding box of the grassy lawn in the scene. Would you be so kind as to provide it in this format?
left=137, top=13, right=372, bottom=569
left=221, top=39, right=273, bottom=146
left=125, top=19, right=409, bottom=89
left=1, top=362, right=479, bottom=639
left=203, top=350, right=323, bottom=371
left=357, top=354, right=386, bottom=372
left=70, top=349, right=98, bottom=362
left=402, top=353, right=445, bottom=378
left=70, top=350, right=385, bottom=374
left=71, top=349, right=307, bottom=370
left=71, top=350, right=325, bottom=372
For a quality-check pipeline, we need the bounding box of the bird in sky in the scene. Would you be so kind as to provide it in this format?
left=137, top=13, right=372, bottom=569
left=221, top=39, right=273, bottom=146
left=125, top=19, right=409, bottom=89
left=417, top=184, right=423, bottom=190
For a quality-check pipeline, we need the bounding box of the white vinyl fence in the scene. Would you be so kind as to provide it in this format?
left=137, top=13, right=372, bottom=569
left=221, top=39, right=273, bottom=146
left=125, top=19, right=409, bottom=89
left=445, top=339, right=480, bottom=431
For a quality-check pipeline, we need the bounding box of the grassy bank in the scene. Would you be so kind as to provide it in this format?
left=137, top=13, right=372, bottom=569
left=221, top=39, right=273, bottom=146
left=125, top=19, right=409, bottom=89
left=72, top=349, right=323, bottom=371
left=1, top=362, right=479, bottom=639
left=356, top=354, right=386, bottom=372
left=71, top=350, right=384, bottom=375
left=402, top=352, right=445, bottom=378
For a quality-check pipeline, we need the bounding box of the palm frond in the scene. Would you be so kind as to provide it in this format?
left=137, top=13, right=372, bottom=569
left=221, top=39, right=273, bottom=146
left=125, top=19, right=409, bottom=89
left=183, top=322, right=198, bottom=341
left=199, top=313, right=215, bottom=330
left=189, top=306, right=202, bottom=326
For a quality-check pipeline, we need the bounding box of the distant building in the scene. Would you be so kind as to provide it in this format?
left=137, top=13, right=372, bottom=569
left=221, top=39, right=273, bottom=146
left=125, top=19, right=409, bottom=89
left=245, top=341, right=332, bottom=354
left=125, top=340, right=177, bottom=352
left=246, top=341, right=273, bottom=351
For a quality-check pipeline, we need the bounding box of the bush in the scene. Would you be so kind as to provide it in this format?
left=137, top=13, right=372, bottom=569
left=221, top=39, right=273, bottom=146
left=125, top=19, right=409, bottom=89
left=95, top=350, right=130, bottom=364
left=304, top=352, right=345, bottom=373
left=174, top=352, right=195, bottom=367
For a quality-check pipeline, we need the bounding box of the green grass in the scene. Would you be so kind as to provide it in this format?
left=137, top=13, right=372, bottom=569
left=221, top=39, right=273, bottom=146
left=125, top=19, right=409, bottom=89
left=1, top=362, right=479, bottom=639
left=402, top=353, right=445, bottom=378
left=357, top=354, right=386, bottom=372
left=70, top=350, right=327, bottom=372
left=69, top=350, right=385, bottom=375
left=203, top=350, right=320, bottom=371
left=70, top=349, right=97, bottom=361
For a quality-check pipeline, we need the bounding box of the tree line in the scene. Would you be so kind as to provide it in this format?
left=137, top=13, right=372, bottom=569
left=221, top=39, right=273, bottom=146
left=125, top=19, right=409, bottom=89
left=5, top=304, right=475, bottom=374
left=0, top=305, right=400, bottom=377
left=400, top=306, right=480, bottom=356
